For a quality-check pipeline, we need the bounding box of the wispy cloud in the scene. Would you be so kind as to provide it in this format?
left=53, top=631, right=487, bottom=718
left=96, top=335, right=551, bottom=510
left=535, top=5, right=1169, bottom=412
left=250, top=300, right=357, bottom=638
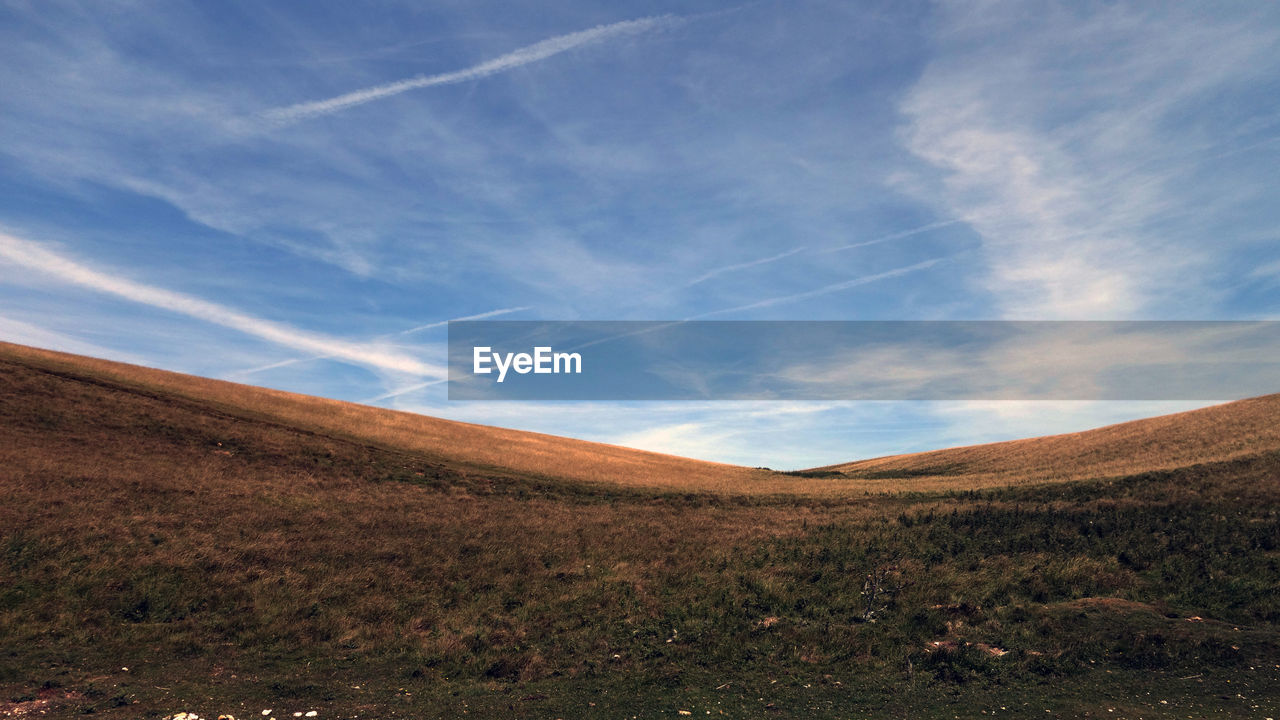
left=0, top=230, right=442, bottom=377
left=692, top=257, right=943, bottom=318
left=229, top=305, right=530, bottom=377
left=0, top=314, right=147, bottom=364
left=400, top=305, right=530, bottom=335
left=608, top=421, right=734, bottom=460
left=262, top=15, right=680, bottom=125
left=897, top=2, right=1280, bottom=318
left=228, top=356, right=314, bottom=378
left=818, top=220, right=960, bottom=254
left=362, top=378, right=448, bottom=403
left=684, top=246, right=806, bottom=287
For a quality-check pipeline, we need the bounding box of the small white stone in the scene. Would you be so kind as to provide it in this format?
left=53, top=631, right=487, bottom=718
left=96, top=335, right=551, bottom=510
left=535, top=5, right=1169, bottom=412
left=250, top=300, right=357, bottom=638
left=306, top=713, right=318, bottom=718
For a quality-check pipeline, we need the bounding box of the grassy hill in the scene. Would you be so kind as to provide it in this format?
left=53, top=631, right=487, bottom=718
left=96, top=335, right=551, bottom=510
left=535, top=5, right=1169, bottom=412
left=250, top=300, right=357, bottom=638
left=0, top=342, right=763, bottom=494
left=808, top=394, right=1280, bottom=491
left=2, top=342, right=1279, bottom=718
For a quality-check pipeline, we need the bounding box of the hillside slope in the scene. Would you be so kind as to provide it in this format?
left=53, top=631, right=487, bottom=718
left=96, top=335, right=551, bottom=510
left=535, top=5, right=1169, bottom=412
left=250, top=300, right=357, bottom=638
left=0, top=341, right=765, bottom=493
left=3, top=341, right=1279, bottom=717
left=808, top=393, right=1280, bottom=490
left=5, top=341, right=1279, bottom=494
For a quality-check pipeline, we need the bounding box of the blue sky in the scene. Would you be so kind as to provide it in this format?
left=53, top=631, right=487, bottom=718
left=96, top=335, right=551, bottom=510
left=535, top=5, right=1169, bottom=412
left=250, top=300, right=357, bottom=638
left=1, top=0, right=1278, bottom=468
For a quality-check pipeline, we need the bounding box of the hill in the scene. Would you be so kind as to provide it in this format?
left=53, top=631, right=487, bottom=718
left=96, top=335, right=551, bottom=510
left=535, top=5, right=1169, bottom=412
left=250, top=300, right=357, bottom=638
left=9, top=342, right=1277, bottom=496
left=2, top=341, right=1279, bottom=718
left=0, top=341, right=764, bottom=493
left=807, top=394, right=1280, bottom=490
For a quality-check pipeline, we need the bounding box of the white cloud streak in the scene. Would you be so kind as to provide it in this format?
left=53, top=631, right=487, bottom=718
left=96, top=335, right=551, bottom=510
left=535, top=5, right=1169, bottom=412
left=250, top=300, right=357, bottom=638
left=399, top=305, right=530, bottom=335
left=0, top=231, right=442, bottom=377
left=0, top=314, right=147, bottom=364
left=228, top=356, right=316, bottom=378
left=818, top=219, right=960, bottom=254
left=897, top=3, right=1280, bottom=318
left=228, top=305, right=530, bottom=378
left=684, top=246, right=806, bottom=287
left=692, top=257, right=943, bottom=318
left=262, top=15, right=680, bottom=125
left=362, top=378, right=448, bottom=403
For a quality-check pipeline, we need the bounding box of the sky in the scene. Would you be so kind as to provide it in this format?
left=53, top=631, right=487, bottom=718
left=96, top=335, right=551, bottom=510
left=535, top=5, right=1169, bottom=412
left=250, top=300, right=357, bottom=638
left=1, top=0, right=1278, bottom=469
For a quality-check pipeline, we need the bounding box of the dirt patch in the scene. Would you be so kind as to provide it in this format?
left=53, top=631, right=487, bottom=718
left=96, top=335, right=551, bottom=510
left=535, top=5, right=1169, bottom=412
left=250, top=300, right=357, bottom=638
left=1, top=689, right=83, bottom=717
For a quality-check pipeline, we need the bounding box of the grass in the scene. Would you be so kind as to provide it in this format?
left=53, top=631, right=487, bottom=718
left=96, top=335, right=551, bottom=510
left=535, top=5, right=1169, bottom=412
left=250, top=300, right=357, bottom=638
left=816, top=395, right=1280, bottom=491
left=1, top=342, right=1279, bottom=717
left=10, top=340, right=1277, bottom=496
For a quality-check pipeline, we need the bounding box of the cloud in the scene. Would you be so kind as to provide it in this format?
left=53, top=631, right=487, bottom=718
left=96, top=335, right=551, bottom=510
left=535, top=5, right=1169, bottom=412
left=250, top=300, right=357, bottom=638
left=923, top=399, right=1215, bottom=451
left=227, top=355, right=315, bottom=378
left=400, top=305, right=531, bottom=335
left=0, top=314, right=147, bottom=364
left=228, top=305, right=530, bottom=377
left=771, top=322, right=1279, bottom=400
left=362, top=378, right=449, bottom=403
left=692, top=257, right=943, bottom=318
left=684, top=246, right=806, bottom=287
left=0, top=230, right=442, bottom=377
left=1250, top=259, right=1280, bottom=284
left=564, top=256, right=943, bottom=352
left=818, top=219, right=960, bottom=254
left=262, top=15, right=680, bottom=125
left=897, top=2, right=1280, bottom=318
left=608, top=421, right=737, bottom=461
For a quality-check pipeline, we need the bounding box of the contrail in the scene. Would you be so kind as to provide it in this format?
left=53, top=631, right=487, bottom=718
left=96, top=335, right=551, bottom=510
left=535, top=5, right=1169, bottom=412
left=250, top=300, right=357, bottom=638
left=564, top=320, right=690, bottom=353
left=685, top=246, right=806, bottom=287
left=230, top=305, right=530, bottom=377
left=0, top=231, right=443, bottom=377
left=230, top=356, right=309, bottom=377
left=362, top=378, right=448, bottom=403
left=692, top=258, right=944, bottom=318
left=263, top=15, right=679, bottom=125
left=566, top=259, right=944, bottom=351
left=400, top=306, right=531, bottom=335
left=818, top=220, right=960, bottom=254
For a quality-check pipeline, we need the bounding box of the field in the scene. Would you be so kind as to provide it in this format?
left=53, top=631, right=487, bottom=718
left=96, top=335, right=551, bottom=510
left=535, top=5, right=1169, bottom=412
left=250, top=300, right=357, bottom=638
left=2, top=341, right=1279, bottom=718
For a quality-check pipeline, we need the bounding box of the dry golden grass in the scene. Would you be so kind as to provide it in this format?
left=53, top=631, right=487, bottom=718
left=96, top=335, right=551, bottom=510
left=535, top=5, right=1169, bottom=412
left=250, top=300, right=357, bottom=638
left=0, top=346, right=859, bottom=695
left=4, top=340, right=1280, bottom=716
left=813, top=393, right=1280, bottom=491
left=0, top=341, right=769, bottom=493
left=4, top=341, right=1278, bottom=496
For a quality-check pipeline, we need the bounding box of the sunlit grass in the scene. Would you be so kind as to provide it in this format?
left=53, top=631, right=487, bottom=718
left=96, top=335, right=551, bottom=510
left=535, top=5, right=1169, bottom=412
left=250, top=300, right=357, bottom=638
left=2, top=342, right=1279, bottom=717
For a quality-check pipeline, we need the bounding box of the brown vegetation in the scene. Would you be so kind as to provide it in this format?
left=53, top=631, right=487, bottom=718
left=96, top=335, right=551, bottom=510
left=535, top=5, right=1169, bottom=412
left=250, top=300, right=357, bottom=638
left=8, top=341, right=1276, bottom=497
left=2, top=341, right=1279, bottom=717
left=811, top=393, right=1280, bottom=491
left=0, top=341, right=769, bottom=493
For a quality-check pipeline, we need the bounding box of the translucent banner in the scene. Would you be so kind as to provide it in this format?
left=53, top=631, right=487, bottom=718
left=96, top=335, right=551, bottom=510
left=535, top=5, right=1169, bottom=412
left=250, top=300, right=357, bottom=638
left=447, top=321, right=1280, bottom=401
